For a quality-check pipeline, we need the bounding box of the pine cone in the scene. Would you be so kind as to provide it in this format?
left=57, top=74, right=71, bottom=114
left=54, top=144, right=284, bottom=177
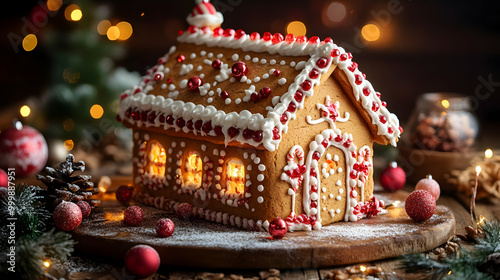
left=37, top=154, right=100, bottom=210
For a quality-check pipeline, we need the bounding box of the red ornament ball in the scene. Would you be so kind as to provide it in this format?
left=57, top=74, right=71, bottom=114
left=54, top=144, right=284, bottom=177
left=176, top=203, right=193, bottom=220
left=405, top=190, right=436, bottom=222
left=268, top=217, right=287, bottom=239
left=380, top=161, right=406, bottom=191
left=0, top=122, right=48, bottom=177
left=116, top=185, right=134, bottom=205
left=124, top=206, right=143, bottom=226
left=53, top=201, right=82, bottom=231
left=76, top=201, right=91, bottom=218
left=125, top=245, right=161, bottom=278
left=0, top=168, right=8, bottom=188
left=156, top=218, right=175, bottom=237
left=415, top=174, right=440, bottom=201
left=231, top=62, right=248, bottom=79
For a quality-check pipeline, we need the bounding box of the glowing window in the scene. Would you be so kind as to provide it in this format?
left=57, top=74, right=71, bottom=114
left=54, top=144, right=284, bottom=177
left=183, top=152, right=203, bottom=188
left=147, top=141, right=166, bottom=175
left=225, top=159, right=245, bottom=195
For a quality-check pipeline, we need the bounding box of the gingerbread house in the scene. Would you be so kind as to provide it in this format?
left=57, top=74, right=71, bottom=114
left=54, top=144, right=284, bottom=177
left=117, top=0, right=402, bottom=231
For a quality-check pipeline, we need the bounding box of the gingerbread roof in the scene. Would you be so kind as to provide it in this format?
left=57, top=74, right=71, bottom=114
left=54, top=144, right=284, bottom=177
left=117, top=4, right=401, bottom=152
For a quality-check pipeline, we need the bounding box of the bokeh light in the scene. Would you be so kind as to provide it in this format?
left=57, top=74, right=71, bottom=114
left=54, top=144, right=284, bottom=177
left=43, top=261, right=51, bottom=268
left=97, top=20, right=111, bottom=35
left=117, top=21, right=133, bottom=40
left=22, top=34, right=37, bottom=52
left=107, top=26, right=120, bottom=41
left=286, top=21, right=307, bottom=37
left=327, top=2, right=347, bottom=22
left=64, top=4, right=82, bottom=21
left=90, top=104, right=104, bottom=119
left=47, top=0, right=62, bottom=12
left=64, top=139, right=74, bottom=151
left=485, top=149, right=493, bottom=159
left=441, top=99, right=450, bottom=109
left=361, top=24, right=380, bottom=42
left=20, top=105, right=31, bottom=117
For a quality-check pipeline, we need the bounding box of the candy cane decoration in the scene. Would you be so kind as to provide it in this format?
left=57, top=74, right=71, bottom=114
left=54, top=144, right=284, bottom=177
left=281, top=145, right=307, bottom=229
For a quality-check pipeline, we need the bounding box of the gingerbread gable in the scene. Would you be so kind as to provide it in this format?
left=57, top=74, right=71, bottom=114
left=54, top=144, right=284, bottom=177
left=118, top=29, right=401, bottom=152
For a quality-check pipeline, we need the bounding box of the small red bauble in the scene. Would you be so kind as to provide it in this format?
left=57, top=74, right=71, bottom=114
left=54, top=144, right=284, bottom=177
left=53, top=201, right=82, bottom=231
left=176, top=203, right=193, bottom=220
left=405, top=190, right=436, bottom=222
left=415, top=174, right=441, bottom=201
left=76, top=201, right=91, bottom=218
left=188, top=76, right=203, bottom=91
left=273, top=69, right=281, bottom=77
left=380, top=161, right=406, bottom=191
left=116, top=185, right=134, bottom=205
left=212, top=59, right=222, bottom=70
left=268, top=217, right=287, bottom=239
left=0, top=169, right=8, bottom=188
left=125, top=245, right=160, bottom=278
left=259, top=87, right=271, bottom=99
left=156, top=218, right=175, bottom=237
left=231, top=62, right=248, bottom=79
left=124, top=206, right=143, bottom=226
left=220, top=91, right=230, bottom=100
left=0, top=122, right=48, bottom=177
left=250, top=92, right=260, bottom=103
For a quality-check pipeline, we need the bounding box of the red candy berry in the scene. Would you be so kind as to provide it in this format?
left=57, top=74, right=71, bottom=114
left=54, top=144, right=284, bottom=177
left=76, top=201, right=91, bottom=218
left=125, top=245, right=160, bottom=278
left=259, top=87, right=271, bottom=98
left=220, top=91, right=229, bottom=99
left=380, top=162, right=406, bottom=192
left=212, top=59, right=222, bottom=70
left=268, top=217, right=287, bottom=239
left=176, top=203, right=193, bottom=220
left=231, top=62, right=248, bottom=79
left=415, top=174, right=441, bottom=201
left=116, top=185, right=134, bottom=205
left=156, top=218, right=175, bottom=237
left=188, top=76, right=203, bottom=91
left=405, top=190, right=436, bottom=222
left=124, top=206, right=143, bottom=226
left=53, top=201, right=82, bottom=231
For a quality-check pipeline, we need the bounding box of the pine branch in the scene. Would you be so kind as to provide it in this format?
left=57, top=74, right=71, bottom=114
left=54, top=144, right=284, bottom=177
left=401, top=219, right=500, bottom=280
left=3, top=229, right=76, bottom=280
left=0, top=184, right=50, bottom=242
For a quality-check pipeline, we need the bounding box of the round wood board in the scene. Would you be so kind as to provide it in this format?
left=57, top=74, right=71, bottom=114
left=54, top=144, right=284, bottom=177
left=72, top=191, right=455, bottom=269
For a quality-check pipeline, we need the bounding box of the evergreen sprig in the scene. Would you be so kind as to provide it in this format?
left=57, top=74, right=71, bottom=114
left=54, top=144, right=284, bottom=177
left=401, top=220, right=500, bottom=280
left=0, top=184, right=50, bottom=244
left=0, top=185, right=76, bottom=280
left=12, top=229, right=76, bottom=280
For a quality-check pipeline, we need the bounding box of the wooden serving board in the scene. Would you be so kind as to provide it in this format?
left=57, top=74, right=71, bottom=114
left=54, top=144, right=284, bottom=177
left=72, top=191, right=455, bottom=269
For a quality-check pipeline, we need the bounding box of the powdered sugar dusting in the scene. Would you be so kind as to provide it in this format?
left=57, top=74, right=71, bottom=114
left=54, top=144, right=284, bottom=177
left=75, top=201, right=453, bottom=251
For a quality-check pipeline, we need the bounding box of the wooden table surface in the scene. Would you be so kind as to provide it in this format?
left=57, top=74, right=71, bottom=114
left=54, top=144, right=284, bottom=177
left=46, top=181, right=498, bottom=280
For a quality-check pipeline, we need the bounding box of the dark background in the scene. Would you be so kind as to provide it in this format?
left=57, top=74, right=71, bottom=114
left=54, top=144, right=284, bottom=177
left=1, top=0, right=500, bottom=129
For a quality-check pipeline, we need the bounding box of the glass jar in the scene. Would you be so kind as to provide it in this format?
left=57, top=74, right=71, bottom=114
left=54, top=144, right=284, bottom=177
left=402, top=93, right=480, bottom=153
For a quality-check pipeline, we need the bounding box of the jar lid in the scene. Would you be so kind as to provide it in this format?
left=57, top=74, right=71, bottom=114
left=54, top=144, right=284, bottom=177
left=418, top=92, right=472, bottom=111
